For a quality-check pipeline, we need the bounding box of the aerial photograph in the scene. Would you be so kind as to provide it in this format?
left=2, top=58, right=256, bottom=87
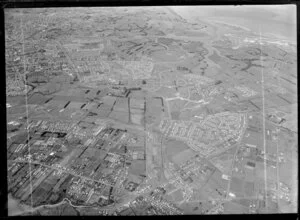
left=5, top=5, right=297, bottom=215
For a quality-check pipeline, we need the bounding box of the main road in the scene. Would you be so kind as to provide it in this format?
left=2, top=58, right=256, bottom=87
left=8, top=159, right=115, bottom=188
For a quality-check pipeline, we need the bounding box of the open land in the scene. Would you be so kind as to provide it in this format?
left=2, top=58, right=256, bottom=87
left=6, top=6, right=297, bottom=215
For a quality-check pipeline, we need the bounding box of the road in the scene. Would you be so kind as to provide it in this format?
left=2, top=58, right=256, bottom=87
left=224, top=113, right=248, bottom=200
left=8, top=159, right=115, bottom=188
left=18, top=197, right=96, bottom=215
left=166, top=96, right=207, bottom=104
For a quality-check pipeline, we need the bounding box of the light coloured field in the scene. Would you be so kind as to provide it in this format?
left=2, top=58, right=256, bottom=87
left=150, top=50, right=185, bottom=62
left=165, top=139, right=189, bottom=161
left=131, top=113, right=143, bottom=125
left=8, top=194, right=32, bottom=216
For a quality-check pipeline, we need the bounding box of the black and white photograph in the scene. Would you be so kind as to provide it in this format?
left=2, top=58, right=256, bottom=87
left=5, top=4, right=297, bottom=215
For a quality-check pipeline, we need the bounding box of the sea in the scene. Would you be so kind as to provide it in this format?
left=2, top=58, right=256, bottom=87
left=169, top=5, right=296, bottom=43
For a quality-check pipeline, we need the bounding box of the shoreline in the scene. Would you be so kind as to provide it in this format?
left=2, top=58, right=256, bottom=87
left=167, top=7, right=296, bottom=44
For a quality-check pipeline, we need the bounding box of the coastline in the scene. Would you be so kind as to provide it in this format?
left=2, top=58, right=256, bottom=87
left=168, top=6, right=296, bottom=44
